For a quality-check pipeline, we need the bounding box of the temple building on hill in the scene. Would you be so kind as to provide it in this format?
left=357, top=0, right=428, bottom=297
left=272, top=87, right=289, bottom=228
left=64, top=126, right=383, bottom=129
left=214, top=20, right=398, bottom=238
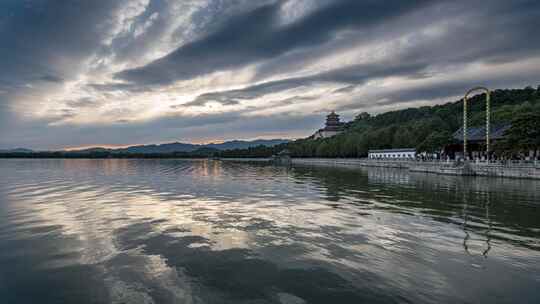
left=311, top=111, right=345, bottom=139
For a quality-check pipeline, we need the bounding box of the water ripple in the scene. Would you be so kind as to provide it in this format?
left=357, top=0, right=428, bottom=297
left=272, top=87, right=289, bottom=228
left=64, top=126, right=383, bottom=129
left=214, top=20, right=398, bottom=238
left=0, top=159, right=539, bottom=303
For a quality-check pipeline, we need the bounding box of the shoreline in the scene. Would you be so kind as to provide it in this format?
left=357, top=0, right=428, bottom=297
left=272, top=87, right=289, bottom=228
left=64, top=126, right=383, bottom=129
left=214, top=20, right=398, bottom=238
left=218, top=157, right=540, bottom=180
left=288, top=158, right=540, bottom=180
left=2, top=157, right=539, bottom=180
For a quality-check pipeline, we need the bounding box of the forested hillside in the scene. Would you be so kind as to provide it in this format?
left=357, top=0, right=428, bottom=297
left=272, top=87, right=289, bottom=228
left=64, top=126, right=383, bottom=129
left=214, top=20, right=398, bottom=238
left=218, top=85, right=540, bottom=158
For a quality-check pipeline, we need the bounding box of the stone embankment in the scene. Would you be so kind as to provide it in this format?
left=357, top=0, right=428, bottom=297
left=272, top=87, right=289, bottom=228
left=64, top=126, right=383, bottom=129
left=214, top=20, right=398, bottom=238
left=289, top=158, right=540, bottom=180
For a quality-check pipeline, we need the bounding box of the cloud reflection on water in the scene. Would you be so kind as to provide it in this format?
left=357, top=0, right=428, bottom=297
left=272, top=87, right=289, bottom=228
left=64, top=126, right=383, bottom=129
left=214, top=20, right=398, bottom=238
left=0, top=159, right=539, bottom=303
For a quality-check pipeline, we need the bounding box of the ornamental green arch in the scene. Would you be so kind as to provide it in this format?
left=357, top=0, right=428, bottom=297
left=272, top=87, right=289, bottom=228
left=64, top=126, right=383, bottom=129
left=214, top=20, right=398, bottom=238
left=463, top=87, right=491, bottom=159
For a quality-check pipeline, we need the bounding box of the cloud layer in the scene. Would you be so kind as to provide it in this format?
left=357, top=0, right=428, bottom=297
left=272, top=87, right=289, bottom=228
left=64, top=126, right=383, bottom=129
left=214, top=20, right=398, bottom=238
left=1, top=0, right=539, bottom=149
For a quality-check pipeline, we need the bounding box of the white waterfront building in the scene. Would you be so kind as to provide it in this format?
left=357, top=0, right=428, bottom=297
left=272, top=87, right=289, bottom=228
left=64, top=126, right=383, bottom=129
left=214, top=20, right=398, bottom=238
left=368, top=148, right=416, bottom=159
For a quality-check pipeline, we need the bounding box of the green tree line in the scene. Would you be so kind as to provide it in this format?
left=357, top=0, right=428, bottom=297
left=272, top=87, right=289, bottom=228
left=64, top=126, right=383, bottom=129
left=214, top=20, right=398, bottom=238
left=218, top=85, right=540, bottom=158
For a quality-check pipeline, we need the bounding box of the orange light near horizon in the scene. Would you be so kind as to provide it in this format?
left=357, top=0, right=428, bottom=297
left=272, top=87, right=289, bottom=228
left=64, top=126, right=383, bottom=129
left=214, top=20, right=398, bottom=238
left=60, top=135, right=297, bottom=151
left=63, top=144, right=135, bottom=151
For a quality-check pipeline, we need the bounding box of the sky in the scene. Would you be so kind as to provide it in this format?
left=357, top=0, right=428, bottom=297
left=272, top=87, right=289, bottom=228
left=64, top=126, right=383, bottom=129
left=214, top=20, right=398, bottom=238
left=0, top=0, right=539, bottom=150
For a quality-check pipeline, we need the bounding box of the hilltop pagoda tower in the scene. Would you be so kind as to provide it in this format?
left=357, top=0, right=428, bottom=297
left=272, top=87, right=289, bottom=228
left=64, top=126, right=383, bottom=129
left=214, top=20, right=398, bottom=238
left=324, top=111, right=342, bottom=131
left=311, top=111, right=345, bottom=139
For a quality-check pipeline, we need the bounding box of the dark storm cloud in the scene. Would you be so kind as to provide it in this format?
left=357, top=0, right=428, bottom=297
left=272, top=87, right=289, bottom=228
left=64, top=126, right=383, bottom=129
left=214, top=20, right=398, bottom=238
left=394, top=1, right=540, bottom=66
left=2, top=0, right=540, bottom=150
left=0, top=0, right=128, bottom=147
left=181, top=79, right=306, bottom=107
left=113, top=0, right=540, bottom=108
left=38, top=74, right=65, bottom=83
left=269, top=0, right=540, bottom=72
left=0, top=1, right=122, bottom=87
left=116, top=0, right=435, bottom=85
left=88, top=82, right=146, bottom=93
left=65, top=97, right=104, bottom=108
left=180, top=61, right=427, bottom=107
left=177, top=0, right=540, bottom=109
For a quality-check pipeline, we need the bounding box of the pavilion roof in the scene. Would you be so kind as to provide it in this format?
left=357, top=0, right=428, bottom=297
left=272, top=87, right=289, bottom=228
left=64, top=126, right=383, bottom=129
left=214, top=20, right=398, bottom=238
left=453, top=123, right=511, bottom=142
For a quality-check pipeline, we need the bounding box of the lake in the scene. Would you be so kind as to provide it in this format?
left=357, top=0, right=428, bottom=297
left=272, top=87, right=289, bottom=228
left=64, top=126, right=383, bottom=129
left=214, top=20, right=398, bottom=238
left=0, top=159, right=539, bottom=303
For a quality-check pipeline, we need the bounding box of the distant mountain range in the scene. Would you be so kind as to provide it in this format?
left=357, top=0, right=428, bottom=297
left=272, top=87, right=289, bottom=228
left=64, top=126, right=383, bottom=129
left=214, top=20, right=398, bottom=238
left=69, top=139, right=289, bottom=154
left=0, top=139, right=289, bottom=155
left=0, top=148, right=33, bottom=153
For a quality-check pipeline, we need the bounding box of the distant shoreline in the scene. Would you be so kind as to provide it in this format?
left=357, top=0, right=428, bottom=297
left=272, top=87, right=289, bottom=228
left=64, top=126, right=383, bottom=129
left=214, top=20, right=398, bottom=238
left=0, top=155, right=213, bottom=159
left=2, top=156, right=539, bottom=180
left=0, top=153, right=272, bottom=159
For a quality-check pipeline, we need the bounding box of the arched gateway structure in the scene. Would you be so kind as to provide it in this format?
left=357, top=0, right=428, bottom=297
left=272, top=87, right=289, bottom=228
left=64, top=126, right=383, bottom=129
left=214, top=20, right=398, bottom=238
left=463, top=87, right=491, bottom=160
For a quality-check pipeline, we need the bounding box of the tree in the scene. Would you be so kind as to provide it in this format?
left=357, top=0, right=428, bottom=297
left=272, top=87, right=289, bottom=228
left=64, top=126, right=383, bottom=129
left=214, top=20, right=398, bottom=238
left=500, top=111, right=540, bottom=155
left=316, top=142, right=330, bottom=157
left=417, top=131, right=453, bottom=153
left=392, top=128, right=413, bottom=148
left=354, top=112, right=371, bottom=121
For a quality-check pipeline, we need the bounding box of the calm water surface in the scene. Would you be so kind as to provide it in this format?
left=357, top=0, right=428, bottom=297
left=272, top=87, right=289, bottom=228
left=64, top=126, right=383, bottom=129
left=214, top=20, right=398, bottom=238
left=0, top=159, right=539, bottom=303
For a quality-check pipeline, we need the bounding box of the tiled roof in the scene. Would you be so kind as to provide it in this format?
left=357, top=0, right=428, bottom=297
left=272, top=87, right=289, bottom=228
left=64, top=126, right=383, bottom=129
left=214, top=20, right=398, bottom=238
left=368, top=148, right=416, bottom=153
left=453, top=123, right=511, bottom=142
